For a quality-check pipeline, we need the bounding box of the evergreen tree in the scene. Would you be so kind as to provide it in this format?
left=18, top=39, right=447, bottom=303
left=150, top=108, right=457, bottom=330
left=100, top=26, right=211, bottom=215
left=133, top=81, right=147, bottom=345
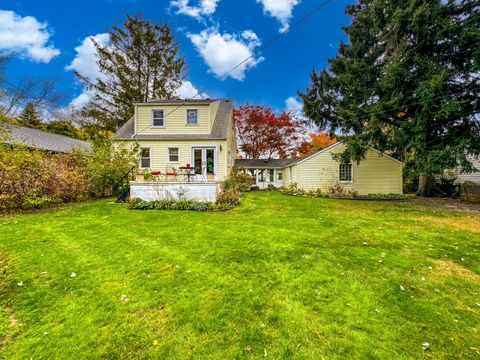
left=75, top=13, right=187, bottom=131
left=19, top=102, right=42, bottom=128
left=300, top=0, right=480, bottom=196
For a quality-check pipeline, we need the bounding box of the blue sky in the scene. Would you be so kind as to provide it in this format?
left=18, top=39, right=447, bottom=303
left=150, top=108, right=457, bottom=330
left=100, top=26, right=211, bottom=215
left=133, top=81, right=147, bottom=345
left=1, top=0, right=351, bottom=115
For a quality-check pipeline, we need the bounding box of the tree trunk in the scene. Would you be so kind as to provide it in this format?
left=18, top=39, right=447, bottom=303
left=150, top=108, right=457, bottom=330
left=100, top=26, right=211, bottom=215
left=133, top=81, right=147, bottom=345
left=417, top=174, right=434, bottom=197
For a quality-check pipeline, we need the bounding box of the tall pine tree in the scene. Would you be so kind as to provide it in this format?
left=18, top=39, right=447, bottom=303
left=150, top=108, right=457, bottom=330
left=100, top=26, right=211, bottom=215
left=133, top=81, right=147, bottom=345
left=300, top=0, right=480, bottom=196
left=19, top=102, right=42, bottom=128
left=75, top=13, right=187, bottom=131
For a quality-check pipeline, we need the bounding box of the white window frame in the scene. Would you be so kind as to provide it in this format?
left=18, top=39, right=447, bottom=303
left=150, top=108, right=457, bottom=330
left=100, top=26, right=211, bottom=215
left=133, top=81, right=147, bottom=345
left=276, top=170, right=283, bottom=181
left=167, top=147, right=180, bottom=163
left=186, top=109, right=198, bottom=126
left=339, top=163, right=353, bottom=183
left=151, top=109, right=165, bottom=128
left=140, top=147, right=151, bottom=169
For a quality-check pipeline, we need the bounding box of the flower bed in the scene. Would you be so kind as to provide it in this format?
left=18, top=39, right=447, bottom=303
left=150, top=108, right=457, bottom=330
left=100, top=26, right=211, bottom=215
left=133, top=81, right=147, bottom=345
left=279, top=183, right=406, bottom=201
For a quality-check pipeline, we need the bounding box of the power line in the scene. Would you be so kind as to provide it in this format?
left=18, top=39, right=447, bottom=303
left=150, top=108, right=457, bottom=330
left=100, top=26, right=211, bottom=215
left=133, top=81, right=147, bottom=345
left=134, top=0, right=336, bottom=136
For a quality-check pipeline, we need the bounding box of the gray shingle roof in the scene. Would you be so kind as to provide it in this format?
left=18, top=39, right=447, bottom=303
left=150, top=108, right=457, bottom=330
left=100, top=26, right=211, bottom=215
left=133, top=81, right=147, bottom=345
left=235, top=158, right=298, bottom=169
left=113, top=99, right=233, bottom=140
left=2, top=123, right=91, bottom=153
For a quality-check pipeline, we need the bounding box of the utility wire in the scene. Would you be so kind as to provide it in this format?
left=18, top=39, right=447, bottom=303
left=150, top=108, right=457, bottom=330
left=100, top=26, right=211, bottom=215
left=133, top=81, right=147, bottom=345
left=134, top=0, right=336, bottom=136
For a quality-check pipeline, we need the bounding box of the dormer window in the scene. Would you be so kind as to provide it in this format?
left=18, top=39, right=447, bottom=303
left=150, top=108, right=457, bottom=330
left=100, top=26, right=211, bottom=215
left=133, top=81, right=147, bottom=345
left=186, top=109, right=198, bottom=125
left=151, top=110, right=164, bottom=127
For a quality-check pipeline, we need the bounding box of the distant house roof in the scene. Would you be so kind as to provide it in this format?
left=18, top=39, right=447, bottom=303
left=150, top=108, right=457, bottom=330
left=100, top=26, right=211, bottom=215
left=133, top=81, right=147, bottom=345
left=113, top=99, right=233, bottom=140
left=236, top=158, right=298, bottom=169
left=1, top=123, right=91, bottom=153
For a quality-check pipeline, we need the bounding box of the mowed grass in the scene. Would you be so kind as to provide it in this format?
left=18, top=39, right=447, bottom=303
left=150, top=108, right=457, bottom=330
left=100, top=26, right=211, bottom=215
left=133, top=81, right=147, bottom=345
left=0, top=192, right=479, bottom=359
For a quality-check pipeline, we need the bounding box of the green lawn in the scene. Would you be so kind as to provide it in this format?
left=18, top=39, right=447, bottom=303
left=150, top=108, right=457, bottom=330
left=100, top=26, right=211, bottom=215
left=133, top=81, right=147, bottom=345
left=0, top=192, right=479, bottom=359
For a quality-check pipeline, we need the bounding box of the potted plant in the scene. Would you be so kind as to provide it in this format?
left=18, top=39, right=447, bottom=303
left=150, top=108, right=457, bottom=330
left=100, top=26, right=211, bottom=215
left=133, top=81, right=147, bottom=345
left=136, top=169, right=147, bottom=182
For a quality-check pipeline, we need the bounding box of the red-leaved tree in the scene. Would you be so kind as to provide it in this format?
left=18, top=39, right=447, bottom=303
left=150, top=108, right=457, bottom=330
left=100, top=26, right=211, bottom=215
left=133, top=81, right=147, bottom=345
left=235, top=103, right=305, bottom=159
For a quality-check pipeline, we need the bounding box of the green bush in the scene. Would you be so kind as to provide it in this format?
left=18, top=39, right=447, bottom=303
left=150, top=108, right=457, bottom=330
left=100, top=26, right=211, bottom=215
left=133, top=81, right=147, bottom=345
left=223, top=166, right=254, bottom=192
left=81, top=139, right=138, bottom=197
left=216, top=188, right=241, bottom=207
left=280, top=183, right=405, bottom=200
left=128, top=198, right=215, bottom=211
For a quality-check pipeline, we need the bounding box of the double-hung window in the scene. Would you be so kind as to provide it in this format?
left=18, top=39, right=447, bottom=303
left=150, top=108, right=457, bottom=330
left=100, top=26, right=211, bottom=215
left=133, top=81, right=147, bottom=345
left=339, top=163, right=353, bottom=182
left=151, top=110, right=164, bottom=127
left=140, top=148, right=151, bottom=168
left=168, top=147, right=179, bottom=162
left=186, top=109, right=198, bottom=125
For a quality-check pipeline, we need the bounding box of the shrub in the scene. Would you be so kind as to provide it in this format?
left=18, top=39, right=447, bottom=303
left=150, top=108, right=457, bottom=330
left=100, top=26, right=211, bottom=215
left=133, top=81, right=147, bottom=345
left=216, top=188, right=242, bottom=208
left=328, top=183, right=359, bottom=199
left=223, top=166, right=254, bottom=192
left=81, top=139, right=138, bottom=197
left=431, top=176, right=459, bottom=198
left=128, top=198, right=215, bottom=211
left=280, top=182, right=405, bottom=200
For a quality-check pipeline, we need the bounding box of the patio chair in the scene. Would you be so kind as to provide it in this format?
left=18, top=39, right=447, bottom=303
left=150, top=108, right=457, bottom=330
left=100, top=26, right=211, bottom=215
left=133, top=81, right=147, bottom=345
left=150, top=170, right=162, bottom=182
left=166, top=166, right=178, bottom=182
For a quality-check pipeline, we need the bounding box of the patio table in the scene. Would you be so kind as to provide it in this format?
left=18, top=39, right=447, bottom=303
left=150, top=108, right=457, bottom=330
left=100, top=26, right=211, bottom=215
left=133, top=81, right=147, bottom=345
left=179, top=167, right=196, bottom=182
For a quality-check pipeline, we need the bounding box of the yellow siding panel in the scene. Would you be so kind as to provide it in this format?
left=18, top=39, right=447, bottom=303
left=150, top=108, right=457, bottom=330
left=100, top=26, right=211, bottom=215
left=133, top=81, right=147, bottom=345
left=118, top=139, right=229, bottom=181
left=295, top=143, right=403, bottom=194
left=135, top=103, right=217, bottom=135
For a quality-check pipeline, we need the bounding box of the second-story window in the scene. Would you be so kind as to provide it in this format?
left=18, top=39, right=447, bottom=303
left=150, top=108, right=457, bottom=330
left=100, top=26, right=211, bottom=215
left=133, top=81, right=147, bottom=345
left=151, top=110, right=164, bottom=127
left=186, top=109, right=198, bottom=125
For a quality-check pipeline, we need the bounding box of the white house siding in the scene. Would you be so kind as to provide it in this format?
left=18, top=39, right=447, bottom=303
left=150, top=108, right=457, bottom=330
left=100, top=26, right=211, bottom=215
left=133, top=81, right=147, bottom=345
left=130, top=182, right=221, bottom=202
left=456, top=158, right=480, bottom=184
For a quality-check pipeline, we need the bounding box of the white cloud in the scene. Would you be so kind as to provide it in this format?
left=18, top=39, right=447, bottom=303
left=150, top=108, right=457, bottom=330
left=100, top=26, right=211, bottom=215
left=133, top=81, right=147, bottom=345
left=175, top=81, right=208, bottom=99
left=66, top=33, right=110, bottom=108
left=285, top=96, right=304, bottom=119
left=69, top=89, right=95, bottom=108
left=188, top=28, right=264, bottom=81
left=170, top=0, right=220, bottom=20
left=256, top=0, right=300, bottom=32
left=0, top=10, right=60, bottom=63
left=66, top=33, right=110, bottom=84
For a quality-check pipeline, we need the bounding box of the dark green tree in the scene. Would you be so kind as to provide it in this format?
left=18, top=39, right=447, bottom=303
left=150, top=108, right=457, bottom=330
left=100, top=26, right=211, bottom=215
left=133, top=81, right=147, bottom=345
left=45, top=120, right=81, bottom=139
left=75, top=13, right=187, bottom=131
left=300, top=0, right=480, bottom=196
left=19, top=102, right=42, bottom=128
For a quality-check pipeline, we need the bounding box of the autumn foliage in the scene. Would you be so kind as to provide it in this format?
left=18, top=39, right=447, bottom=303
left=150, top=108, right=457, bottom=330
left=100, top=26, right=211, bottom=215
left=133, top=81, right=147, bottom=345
left=235, top=103, right=304, bottom=159
left=297, top=132, right=337, bottom=156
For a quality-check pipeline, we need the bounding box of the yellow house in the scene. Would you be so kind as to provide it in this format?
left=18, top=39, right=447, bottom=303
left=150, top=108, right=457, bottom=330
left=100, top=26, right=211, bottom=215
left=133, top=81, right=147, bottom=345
left=113, top=99, right=236, bottom=182
left=236, top=142, right=403, bottom=195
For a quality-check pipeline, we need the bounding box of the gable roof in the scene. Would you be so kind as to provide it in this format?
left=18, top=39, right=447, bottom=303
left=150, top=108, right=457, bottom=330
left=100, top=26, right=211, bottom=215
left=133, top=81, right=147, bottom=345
left=2, top=123, right=91, bottom=153
left=113, top=99, right=233, bottom=140
left=294, top=141, right=403, bottom=165
left=236, top=158, right=298, bottom=169
left=236, top=141, right=403, bottom=169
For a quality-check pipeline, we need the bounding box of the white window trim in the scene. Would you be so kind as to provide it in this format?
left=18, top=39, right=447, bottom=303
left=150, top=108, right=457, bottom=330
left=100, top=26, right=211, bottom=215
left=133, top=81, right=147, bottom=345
left=339, top=163, right=353, bottom=183
left=186, top=109, right=198, bottom=126
left=167, top=147, right=180, bottom=163
left=150, top=109, right=165, bottom=128
left=139, top=147, right=151, bottom=169
left=276, top=170, right=283, bottom=181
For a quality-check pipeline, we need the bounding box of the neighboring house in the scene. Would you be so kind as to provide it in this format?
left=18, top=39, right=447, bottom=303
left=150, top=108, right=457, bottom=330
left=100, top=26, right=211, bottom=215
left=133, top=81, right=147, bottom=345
left=1, top=122, right=91, bottom=153
left=237, top=142, right=403, bottom=195
left=455, top=156, right=480, bottom=185
left=112, top=99, right=236, bottom=201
